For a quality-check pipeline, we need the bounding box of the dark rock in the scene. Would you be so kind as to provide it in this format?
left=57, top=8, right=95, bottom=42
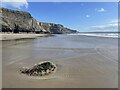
left=20, top=61, right=56, bottom=76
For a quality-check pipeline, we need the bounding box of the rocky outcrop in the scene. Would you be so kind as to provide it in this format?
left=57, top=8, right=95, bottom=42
left=1, top=8, right=43, bottom=33
left=1, top=8, right=77, bottom=34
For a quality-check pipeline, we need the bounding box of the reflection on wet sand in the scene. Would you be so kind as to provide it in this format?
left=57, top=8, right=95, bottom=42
left=2, top=35, right=118, bottom=88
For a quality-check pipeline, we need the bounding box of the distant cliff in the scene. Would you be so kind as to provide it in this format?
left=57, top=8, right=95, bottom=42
left=37, top=22, right=77, bottom=34
left=0, top=8, right=77, bottom=34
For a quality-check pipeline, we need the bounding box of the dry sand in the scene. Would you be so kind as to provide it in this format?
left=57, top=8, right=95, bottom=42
left=2, top=35, right=118, bottom=88
left=0, top=33, right=49, bottom=40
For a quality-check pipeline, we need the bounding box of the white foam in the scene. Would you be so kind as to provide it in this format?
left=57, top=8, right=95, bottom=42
left=68, top=33, right=119, bottom=38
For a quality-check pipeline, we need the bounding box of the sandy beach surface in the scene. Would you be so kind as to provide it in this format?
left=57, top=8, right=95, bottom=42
left=0, top=33, right=49, bottom=41
left=2, top=34, right=118, bottom=88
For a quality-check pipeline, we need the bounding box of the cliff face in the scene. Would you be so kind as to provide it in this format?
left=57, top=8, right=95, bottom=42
left=1, top=8, right=43, bottom=33
left=1, top=8, right=77, bottom=34
left=37, top=22, right=77, bottom=34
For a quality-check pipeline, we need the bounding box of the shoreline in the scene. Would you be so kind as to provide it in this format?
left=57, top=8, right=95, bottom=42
left=0, top=33, right=52, bottom=41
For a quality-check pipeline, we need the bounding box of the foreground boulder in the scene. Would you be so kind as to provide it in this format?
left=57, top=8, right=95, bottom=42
left=20, top=61, right=56, bottom=76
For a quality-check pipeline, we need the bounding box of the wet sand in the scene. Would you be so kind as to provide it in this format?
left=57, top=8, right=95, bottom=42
left=2, top=35, right=118, bottom=88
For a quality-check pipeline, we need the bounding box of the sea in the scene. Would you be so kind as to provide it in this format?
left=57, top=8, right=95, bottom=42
left=68, top=32, right=119, bottom=38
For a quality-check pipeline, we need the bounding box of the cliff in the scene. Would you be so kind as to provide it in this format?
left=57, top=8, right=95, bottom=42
left=0, top=8, right=77, bottom=34
left=37, top=22, right=77, bottom=34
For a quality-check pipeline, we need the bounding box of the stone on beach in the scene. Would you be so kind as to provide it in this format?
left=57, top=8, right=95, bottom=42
left=20, top=61, right=56, bottom=76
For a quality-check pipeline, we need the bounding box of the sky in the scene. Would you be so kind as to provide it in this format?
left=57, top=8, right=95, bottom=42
left=1, top=1, right=118, bottom=32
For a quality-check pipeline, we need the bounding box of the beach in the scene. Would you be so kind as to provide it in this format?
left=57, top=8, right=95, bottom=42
left=0, top=33, right=49, bottom=41
left=2, top=34, right=118, bottom=88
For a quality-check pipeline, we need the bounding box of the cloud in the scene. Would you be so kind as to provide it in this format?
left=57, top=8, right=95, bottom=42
left=111, top=19, right=120, bottom=23
left=96, top=8, right=106, bottom=12
left=90, top=23, right=118, bottom=31
left=1, top=0, right=28, bottom=9
left=89, top=19, right=119, bottom=32
left=86, top=15, right=90, bottom=18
